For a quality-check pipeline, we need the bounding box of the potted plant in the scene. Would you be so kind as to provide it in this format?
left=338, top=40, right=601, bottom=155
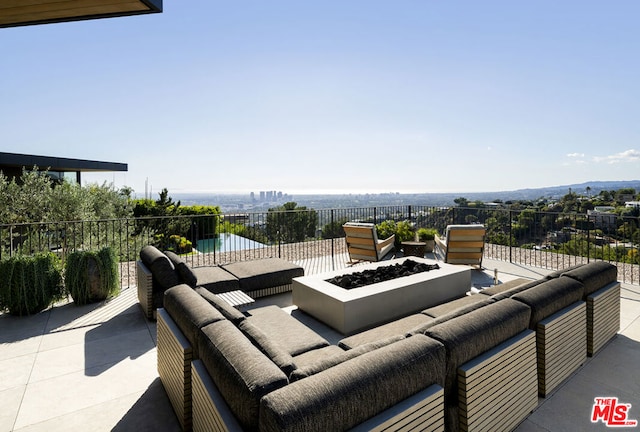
left=416, top=228, right=438, bottom=252
left=0, top=253, right=64, bottom=315
left=64, top=246, right=120, bottom=305
left=376, top=220, right=415, bottom=248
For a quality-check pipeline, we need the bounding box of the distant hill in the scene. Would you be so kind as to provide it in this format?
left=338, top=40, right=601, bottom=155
left=292, top=180, right=640, bottom=207
left=459, top=180, right=640, bottom=203
left=174, top=180, right=640, bottom=210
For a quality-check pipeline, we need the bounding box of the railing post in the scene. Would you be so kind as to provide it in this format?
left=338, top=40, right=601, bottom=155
left=408, top=205, right=412, bottom=223
left=330, top=209, right=335, bottom=271
left=587, top=214, right=591, bottom=263
left=509, top=209, right=513, bottom=263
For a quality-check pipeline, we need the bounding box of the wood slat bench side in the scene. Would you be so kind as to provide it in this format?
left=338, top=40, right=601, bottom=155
left=157, top=308, right=193, bottom=431
left=458, top=330, right=538, bottom=432
left=536, top=301, right=587, bottom=396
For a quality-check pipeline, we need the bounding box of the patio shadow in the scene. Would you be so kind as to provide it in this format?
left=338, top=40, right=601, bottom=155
left=111, top=378, right=181, bottom=432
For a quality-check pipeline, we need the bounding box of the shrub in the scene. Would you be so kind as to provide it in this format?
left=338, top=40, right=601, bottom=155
left=167, top=235, right=193, bottom=254
left=416, top=228, right=437, bottom=241
left=376, top=220, right=415, bottom=246
left=65, top=247, right=120, bottom=305
left=0, top=253, right=64, bottom=315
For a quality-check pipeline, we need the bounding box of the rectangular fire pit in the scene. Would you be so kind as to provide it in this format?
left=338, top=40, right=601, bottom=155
left=292, top=257, right=471, bottom=334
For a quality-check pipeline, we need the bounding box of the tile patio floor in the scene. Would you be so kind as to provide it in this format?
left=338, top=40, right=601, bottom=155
left=1, top=257, right=639, bottom=432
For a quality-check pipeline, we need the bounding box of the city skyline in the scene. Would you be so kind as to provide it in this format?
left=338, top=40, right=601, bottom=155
left=2, top=1, right=640, bottom=195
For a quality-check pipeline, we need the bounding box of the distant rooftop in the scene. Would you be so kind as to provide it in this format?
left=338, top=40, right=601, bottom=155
left=0, top=152, right=127, bottom=184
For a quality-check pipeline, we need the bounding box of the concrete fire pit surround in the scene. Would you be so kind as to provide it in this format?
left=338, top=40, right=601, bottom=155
left=292, top=257, right=471, bottom=335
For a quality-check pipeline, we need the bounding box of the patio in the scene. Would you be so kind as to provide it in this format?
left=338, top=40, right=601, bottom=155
left=1, top=256, right=639, bottom=432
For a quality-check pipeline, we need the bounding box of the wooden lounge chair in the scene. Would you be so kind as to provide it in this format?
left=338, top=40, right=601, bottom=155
left=434, top=224, right=485, bottom=268
left=343, top=222, right=395, bottom=263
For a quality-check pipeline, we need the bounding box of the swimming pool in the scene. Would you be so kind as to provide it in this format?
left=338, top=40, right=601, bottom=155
left=196, top=233, right=266, bottom=253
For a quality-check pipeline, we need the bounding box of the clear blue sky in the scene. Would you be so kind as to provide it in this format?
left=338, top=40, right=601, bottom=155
left=2, top=1, right=639, bottom=197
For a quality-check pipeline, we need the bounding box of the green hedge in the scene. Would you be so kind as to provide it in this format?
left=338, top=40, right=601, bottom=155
left=0, top=253, right=64, bottom=316
left=65, top=247, right=120, bottom=306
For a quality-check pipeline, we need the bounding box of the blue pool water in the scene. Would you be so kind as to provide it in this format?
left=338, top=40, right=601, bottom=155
left=196, top=233, right=266, bottom=253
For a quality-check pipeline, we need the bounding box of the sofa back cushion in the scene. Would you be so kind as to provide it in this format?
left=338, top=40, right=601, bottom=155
left=164, top=251, right=198, bottom=287
left=482, top=278, right=546, bottom=301
left=139, top=245, right=180, bottom=289
left=195, top=286, right=246, bottom=324
left=424, top=299, right=530, bottom=391
left=544, top=263, right=585, bottom=280
left=560, top=261, right=618, bottom=296
left=511, top=277, right=585, bottom=328
left=198, top=320, right=288, bottom=431
left=259, top=334, right=445, bottom=432
left=163, top=284, right=224, bottom=352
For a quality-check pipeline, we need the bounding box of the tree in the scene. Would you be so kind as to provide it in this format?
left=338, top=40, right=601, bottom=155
left=266, top=202, right=318, bottom=243
left=133, top=188, right=190, bottom=249
left=453, top=197, right=469, bottom=207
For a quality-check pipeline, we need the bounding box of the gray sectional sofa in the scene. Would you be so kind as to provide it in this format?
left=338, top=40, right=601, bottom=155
left=136, top=245, right=304, bottom=319
left=157, top=261, right=620, bottom=432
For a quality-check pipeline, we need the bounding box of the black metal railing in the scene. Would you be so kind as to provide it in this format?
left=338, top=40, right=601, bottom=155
left=1, top=205, right=638, bottom=287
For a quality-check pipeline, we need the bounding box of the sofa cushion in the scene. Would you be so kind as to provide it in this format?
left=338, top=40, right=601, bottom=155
left=191, top=266, right=240, bottom=293
left=164, top=251, right=198, bottom=287
left=195, top=287, right=246, bottom=324
left=198, top=320, right=289, bottom=432
left=560, top=261, right=618, bottom=296
left=338, top=314, right=433, bottom=350
left=408, top=296, right=494, bottom=336
left=544, top=263, right=585, bottom=280
left=481, top=278, right=546, bottom=301
left=290, top=336, right=405, bottom=382
left=246, top=306, right=329, bottom=356
left=289, top=345, right=345, bottom=372
left=163, top=284, right=225, bottom=352
left=221, top=258, right=304, bottom=292
left=139, top=245, right=180, bottom=289
left=238, top=319, right=296, bottom=376
left=511, top=277, right=585, bottom=328
left=259, top=335, right=445, bottom=432
left=422, top=294, right=494, bottom=318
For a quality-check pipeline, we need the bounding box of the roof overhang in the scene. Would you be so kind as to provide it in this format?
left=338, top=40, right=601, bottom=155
left=0, top=0, right=162, bottom=28
left=0, top=152, right=127, bottom=173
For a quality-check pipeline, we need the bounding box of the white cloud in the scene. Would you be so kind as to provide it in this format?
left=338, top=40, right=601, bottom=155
left=567, top=152, right=585, bottom=158
left=593, top=149, right=640, bottom=164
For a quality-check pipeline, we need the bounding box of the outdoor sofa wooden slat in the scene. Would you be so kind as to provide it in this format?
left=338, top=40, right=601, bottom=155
left=458, top=330, right=538, bottom=432
left=350, top=384, right=444, bottom=432
left=536, top=301, right=586, bottom=396
left=157, top=309, right=193, bottom=431
left=587, top=281, right=620, bottom=355
left=246, top=282, right=296, bottom=299
left=191, top=359, right=243, bottom=432
left=136, top=260, right=154, bottom=319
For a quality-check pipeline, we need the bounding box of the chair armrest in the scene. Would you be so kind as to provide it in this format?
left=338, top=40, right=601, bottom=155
left=377, top=234, right=395, bottom=248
